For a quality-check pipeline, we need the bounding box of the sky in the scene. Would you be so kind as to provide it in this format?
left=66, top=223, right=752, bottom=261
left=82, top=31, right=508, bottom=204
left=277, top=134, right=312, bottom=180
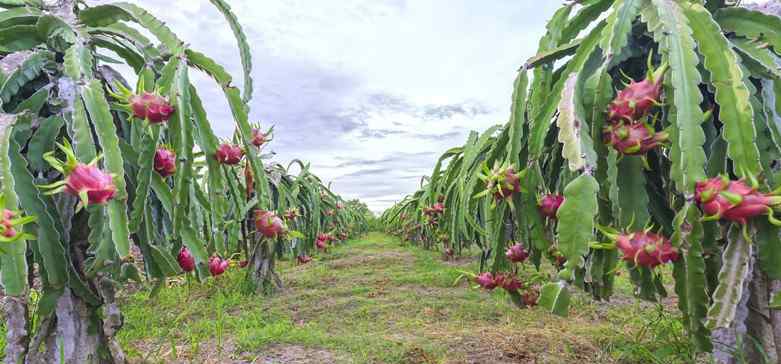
left=91, top=0, right=562, bottom=213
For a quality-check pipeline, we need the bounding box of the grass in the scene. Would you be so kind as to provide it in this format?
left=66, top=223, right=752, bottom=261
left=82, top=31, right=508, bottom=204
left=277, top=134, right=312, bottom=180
left=0, top=232, right=697, bottom=362
left=113, top=232, right=699, bottom=363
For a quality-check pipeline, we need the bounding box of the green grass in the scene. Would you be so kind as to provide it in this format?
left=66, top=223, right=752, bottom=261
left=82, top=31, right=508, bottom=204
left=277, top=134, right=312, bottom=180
left=115, top=232, right=699, bottom=363
left=0, top=232, right=698, bottom=363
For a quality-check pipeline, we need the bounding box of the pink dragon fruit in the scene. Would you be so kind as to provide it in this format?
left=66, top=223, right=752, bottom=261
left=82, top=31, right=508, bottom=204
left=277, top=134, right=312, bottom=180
left=475, top=272, right=498, bottom=290
left=255, top=210, right=286, bottom=238
left=177, top=247, right=196, bottom=272
left=615, top=231, right=679, bottom=268
left=154, top=147, right=176, bottom=178
left=215, top=143, right=244, bottom=165
left=208, top=256, right=229, bottom=276
left=297, top=255, right=312, bottom=265
left=521, top=288, right=539, bottom=307
left=498, top=274, right=523, bottom=293
left=694, top=177, right=781, bottom=224
left=65, top=164, right=116, bottom=205
left=539, top=194, right=564, bottom=219
left=1, top=209, right=16, bottom=238
left=505, top=243, right=529, bottom=263
left=607, top=64, right=667, bottom=122
left=251, top=128, right=269, bottom=147
left=129, top=92, right=175, bottom=124
left=603, top=122, right=668, bottom=155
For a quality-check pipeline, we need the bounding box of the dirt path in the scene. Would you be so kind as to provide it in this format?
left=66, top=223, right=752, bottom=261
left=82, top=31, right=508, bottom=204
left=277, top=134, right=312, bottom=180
left=120, top=232, right=686, bottom=363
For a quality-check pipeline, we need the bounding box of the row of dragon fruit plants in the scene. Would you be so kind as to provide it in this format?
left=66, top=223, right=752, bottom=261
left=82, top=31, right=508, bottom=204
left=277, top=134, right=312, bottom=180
left=0, top=1, right=369, bottom=363
left=382, top=0, right=781, bottom=362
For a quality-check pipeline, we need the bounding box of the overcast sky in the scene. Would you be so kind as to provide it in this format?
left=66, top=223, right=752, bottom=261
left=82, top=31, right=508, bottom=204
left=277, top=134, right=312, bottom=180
left=94, top=0, right=562, bottom=213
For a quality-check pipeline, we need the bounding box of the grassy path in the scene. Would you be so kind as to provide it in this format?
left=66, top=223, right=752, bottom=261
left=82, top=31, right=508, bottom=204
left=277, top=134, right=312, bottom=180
left=119, top=232, right=691, bottom=363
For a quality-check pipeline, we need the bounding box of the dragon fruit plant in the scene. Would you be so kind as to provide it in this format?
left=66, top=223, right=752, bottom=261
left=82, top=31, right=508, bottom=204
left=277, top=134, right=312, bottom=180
left=383, top=1, right=781, bottom=361
left=0, top=0, right=272, bottom=361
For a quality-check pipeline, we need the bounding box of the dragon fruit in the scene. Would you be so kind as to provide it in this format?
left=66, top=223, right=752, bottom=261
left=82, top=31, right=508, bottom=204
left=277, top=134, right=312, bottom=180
left=336, top=203, right=344, bottom=210
left=283, top=208, right=299, bottom=221
left=65, top=164, right=116, bottom=205
left=208, top=256, right=229, bottom=276
left=603, top=122, right=668, bottom=155
left=251, top=128, right=269, bottom=147
left=1, top=209, right=16, bottom=238
left=444, top=247, right=454, bottom=257
left=239, top=260, right=249, bottom=268
left=154, top=147, right=176, bottom=178
left=498, top=274, right=523, bottom=292
left=297, top=255, right=312, bottom=265
left=607, top=64, right=667, bottom=122
left=615, top=231, right=679, bottom=268
left=215, top=143, right=244, bottom=165
left=481, top=165, right=523, bottom=201
left=521, top=288, right=539, bottom=307
left=505, top=243, right=529, bottom=263
left=694, top=176, right=781, bottom=224
left=177, top=247, right=196, bottom=272
left=475, top=272, right=498, bottom=290
left=129, top=92, right=175, bottom=124
left=255, top=210, right=286, bottom=238
left=539, top=194, right=564, bottom=219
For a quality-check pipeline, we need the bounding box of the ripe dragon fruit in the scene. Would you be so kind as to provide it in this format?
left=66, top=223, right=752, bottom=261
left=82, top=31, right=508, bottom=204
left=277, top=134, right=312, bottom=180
left=208, top=256, right=229, bottom=276
left=215, top=143, right=244, bottom=165
left=475, top=272, right=498, bottom=290
left=297, top=255, right=312, bottom=265
left=177, top=247, right=196, bottom=272
left=498, top=274, right=523, bottom=293
left=694, top=176, right=781, bottom=224
left=615, top=231, right=679, bottom=268
left=251, top=128, right=269, bottom=147
left=521, top=288, right=539, bottom=307
left=539, top=194, right=564, bottom=219
left=154, top=147, right=176, bottom=178
left=1, top=209, right=16, bottom=238
left=603, top=122, right=668, bottom=155
left=505, top=243, right=529, bottom=263
left=607, top=63, right=667, bottom=123
left=65, top=164, right=117, bottom=205
left=129, top=92, right=175, bottom=124
left=336, top=202, right=344, bottom=210
left=255, top=210, right=286, bottom=238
